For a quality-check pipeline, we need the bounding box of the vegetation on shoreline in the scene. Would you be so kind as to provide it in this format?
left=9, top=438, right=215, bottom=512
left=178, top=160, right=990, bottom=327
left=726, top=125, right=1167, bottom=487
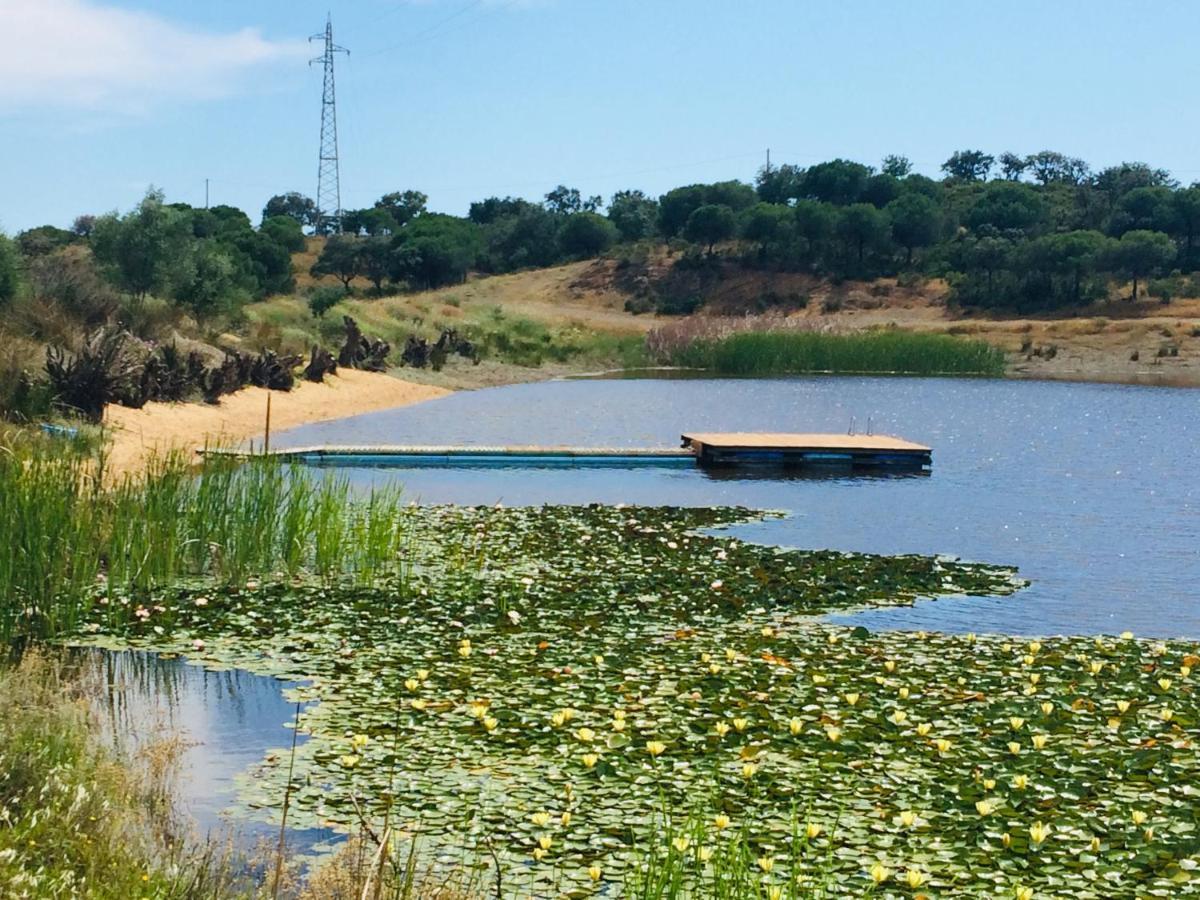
left=648, top=318, right=1006, bottom=377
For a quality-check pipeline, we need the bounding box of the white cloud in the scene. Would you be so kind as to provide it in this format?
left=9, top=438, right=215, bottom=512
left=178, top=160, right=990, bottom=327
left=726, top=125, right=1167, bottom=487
left=0, top=0, right=307, bottom=113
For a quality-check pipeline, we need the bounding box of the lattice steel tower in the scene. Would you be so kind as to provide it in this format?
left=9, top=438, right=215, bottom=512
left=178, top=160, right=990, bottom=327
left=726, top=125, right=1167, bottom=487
left=310, top=14, right=348, bottom=234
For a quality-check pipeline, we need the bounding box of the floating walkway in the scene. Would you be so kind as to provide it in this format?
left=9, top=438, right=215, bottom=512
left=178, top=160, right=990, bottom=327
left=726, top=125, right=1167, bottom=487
left=206, top=432, right=931, bottom=471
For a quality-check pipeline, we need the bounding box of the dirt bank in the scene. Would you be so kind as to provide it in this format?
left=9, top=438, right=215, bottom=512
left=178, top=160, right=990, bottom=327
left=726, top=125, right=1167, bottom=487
left=103, top=370, right=449, bottom=477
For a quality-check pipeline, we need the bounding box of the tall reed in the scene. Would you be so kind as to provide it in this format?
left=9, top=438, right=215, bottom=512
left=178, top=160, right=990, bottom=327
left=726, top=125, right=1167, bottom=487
left=0, top=436, right=410, bottom=642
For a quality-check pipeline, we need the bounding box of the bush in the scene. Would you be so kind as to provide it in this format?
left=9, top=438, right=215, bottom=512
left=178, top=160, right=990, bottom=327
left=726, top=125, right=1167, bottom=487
left=308, top=284, right=346, bottom=318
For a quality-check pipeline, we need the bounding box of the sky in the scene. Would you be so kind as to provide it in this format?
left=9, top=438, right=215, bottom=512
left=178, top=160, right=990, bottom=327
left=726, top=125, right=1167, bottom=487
left=2, top=0, right=1199, bottom=232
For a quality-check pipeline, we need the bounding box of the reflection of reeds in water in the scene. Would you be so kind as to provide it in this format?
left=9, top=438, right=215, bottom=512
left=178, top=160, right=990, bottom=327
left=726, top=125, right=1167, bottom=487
left=0, top=435, right=411, bottom=641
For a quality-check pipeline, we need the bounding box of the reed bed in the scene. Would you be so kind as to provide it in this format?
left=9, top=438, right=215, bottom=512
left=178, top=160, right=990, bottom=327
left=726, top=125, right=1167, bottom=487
left=0, top=436, right=408, bottom=642
left=647, top=317, right=1006, bottom=377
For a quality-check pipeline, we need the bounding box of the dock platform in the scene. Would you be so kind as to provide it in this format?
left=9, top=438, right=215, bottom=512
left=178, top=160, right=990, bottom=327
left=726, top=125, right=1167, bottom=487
left=206, top=432, right=931, bottom=471
left=681, top=433, right=932, bottom=469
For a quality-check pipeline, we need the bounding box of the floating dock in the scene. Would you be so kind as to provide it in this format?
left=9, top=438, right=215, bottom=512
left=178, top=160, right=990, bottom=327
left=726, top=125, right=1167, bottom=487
left=207, top=433, right=931, bottom=471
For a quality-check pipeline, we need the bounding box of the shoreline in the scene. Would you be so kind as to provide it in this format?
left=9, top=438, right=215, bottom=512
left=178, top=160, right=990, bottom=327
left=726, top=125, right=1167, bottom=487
left=102, top=369, right=449, bottom=477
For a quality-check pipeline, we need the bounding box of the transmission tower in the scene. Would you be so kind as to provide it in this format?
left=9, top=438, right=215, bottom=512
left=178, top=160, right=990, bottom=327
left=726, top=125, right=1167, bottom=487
left=310, top=14, right=348, bottom=234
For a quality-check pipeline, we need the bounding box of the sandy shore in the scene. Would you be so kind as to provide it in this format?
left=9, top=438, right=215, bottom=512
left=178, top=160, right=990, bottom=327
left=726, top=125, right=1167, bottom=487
left=103, top=370, right=449, bottom=477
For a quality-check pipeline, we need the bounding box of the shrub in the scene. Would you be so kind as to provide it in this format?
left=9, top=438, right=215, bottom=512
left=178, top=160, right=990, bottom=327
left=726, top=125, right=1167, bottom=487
left=308, top=284, right=347, bottom=319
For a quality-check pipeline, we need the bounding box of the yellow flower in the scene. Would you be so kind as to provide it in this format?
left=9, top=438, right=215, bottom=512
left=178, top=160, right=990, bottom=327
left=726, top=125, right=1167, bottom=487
left=351, top=733, right=369, bottom=749
left=410, top=699, right=427, bottom=711
left=458, top=643, right=472, bottom=659
left=1031, top=734, right=1048, bottom=750
left=611, top=718, right=626, bottom=732
left=1181, top=665, right=1192, bottom=678
left=966, top=632, right=977, bottom=644
left=1013, top=774, right=1029, bottom=790
left=812, top=673, right=827, bottom=685
left=1158, top=678, right=1172, bottom=691
left=581, top=753, right=598, bottom=768
left=741, top=763, right=758, bottom=779
left=404, top=677, right=420, bottom=691
left=538, top=835, right=553, bottom=851
left=533, top=847, right=547, bottom=861
left=587, top=864, right=602, bottom=882
left=714, top=722, right=730, bottom=737
left=1107, top=717, right=1122, bottom=730
left=576, top=727, right=596, bottom=743
left=593, top=654, right=605, bottom=666
left=1143, top=827, right=1154, bottom=841
left=904, top=869, right=927, bottom=889
left=714, top=814, right=731, bottom=830
left=1089, top=835, right=1100, bottom=852
left=1029, top=822, right=1050, bottom=846
left=698, top=846, right=713, bottom=862
left=899, top=810, right=916, bottom=828
left=869, top=861, right=889, bottom=884
left=733, top=717, right=749, bottom=732
left=1116, top=699, right=1131, bottom=714
left=1015, top=887, right=1034, bottom=900
left=561, top=811, right=572, bottom=827
left=983, top=778, right=996, bottom=790
left=890, top=710, right=908, bottom=726
left=708, top=663, right=722, bottom=675
left=483, top=716, right=498, bottom=731
left=1089, top=661, right=1103, bottom=675
left=766, top=887, right=782, bottom=900
left=1040, top=701, right=1053, bottom=715
left=1028, top=640, right=1042, bottom=655
left=898, top=686, right=910, bottom=699
left=551, top=711, right=567, bottom=727
left=469, top=701, right=489, bottom=719
left=1131, top=810, right=1147, bottom=825
left=1009, top=716, right=1025, bottom=731
left=725, top=648, right=737, bottom=661
left=1023, top=655, right=1035, bottom=666
left=788, top=717, right=803, bottom=736
left=757, top=855, right=774, bottom=873
left=531, top=812, right=551, bottom=827
left=1001, top=832, right=1012, bottom=848
left=1120, top=631, right=1134, bottom=639
left=646, top=740, right=666, bottom=756
left=976, top=799, right=995, bottom=816
left=884, top=660, right=896, bottom=673
left=1161, top=708, right=1174, bottom=722
left=416, top=668, right=430, bottom=680
left=671, top=836, right=689, bottom=853
left=1030, top=673, right=1041, bottom=685
left=805, top=822, right=822, bottom=839
left=826, top=726, right=842, bottom=743
left=338, top=754, right=360, bottom=769
left=844, top=692, right=860, bottom=706
left=934, top=738, right=952, bottom=755
left=916, top=722, right=931, bottom=736
left=1007, top=741, right=1021, bottom=755
left=761, top=626, right=775, bottom=638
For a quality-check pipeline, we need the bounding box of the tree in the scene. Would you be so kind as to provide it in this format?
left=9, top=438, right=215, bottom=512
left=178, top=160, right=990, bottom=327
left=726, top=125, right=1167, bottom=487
left=966, top=182, right=1047, bottom=235
left=261, top=216, right=307, bottom=253
left=17, top=225, right=76, bottom=258
left=836, top=203, right=891, bottom=267
left=941, top=150, right=994, bottom=182
left=741, top=203, right=794, bottom=258
left=861, top=174, right=901, bottom=208
left=375, top=190, right=427, bottom=227
left=483, top=205, right=560, bottom=271
left=1106, top=230, right=1175, bottom=301
left=262, top=192, right=318, bottom=229
left=657, top=185, right=709, bottom=237
left=310, top=234, right=362, bottom=289
left=71, top=214, right=96, bottom=237
left=1025, top=151, right=1089, bottom=185
left=390, top=215, right=482, bottom=288
left=1108, top=187, right=1178, bottom=237
left=544, top=185, right=600, bottom=215
left=0, top=233, right=19, bottom=308
left=607, top=190, right=658, bottom=242
left=91, top=189, right=190, bottom=299
left=886, top=194, right=941, bottom=264
left=1093, top=163, right=1175, bottom=208
left=172, top=241, right=239, bottom=318
left=755, top=163, right=805, bottom=204
left=880, top=155, right=913, bottom=178
left=703, top=181, right=757, bottom=212
left=998, top=152, right=1028, bottom=181
left=1022, top=230, right=1112, bottom=304
left=342, top=207, right=398, bottom=236
left=359, top=236, right=393, bottom=293
left=683, top=204, right=736, bottom=254
left=792, top=200, right=836, bottom=262
left=1172, top=185, right=1200, bottom=266
left=468, top=196, right=536, bottom=225
left=557, top=212, right=617, bottom=258
left=800, top=159, right=871, bottom=205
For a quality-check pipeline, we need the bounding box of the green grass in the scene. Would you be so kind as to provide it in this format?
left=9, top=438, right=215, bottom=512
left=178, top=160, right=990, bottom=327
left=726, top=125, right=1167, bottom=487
left=661, top=330, right=1006, bottom=377
left=0, top=436, right=409, bottom=642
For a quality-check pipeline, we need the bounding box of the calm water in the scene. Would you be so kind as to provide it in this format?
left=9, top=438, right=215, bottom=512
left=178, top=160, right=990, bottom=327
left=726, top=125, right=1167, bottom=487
left=277, top=375, right=1200, bottom=639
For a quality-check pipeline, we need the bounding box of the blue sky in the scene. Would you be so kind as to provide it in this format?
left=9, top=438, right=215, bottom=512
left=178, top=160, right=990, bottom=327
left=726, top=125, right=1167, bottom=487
left=2, top=0, right=1198, bottom=232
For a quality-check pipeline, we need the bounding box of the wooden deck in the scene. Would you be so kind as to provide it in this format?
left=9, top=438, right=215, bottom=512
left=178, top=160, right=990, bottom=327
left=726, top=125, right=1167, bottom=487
left=681, top=432, right=932, bottom=468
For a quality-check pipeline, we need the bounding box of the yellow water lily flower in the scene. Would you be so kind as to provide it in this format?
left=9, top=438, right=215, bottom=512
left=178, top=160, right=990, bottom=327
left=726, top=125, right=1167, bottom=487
left=458, top=640, right=472, bottom=658
left=904, top=869, right=927, bottom=888
left=561, top=811, right=572, bottom=826
left=898, top=686, right=910, bottom=699
left=869, top=861, right=890, bottom=884
left=404, top=677, right=420, bottom=691
left=1160, top=708, right=1174, bottom=722
left=805, top=822, right=822, bottom=839
left=351, top=734, right=369, bottom=749
left=1158, top=678, right=1172, bottom=691
left=1015, top=886, right=1034, bottom=900
left=611, top=718, right=626, bottom=732
left=551, top=711, right=568, bottom=727
left=899, top=810, right=916, bottom=828
left=934, top=738, right=952, bottom=755
left=916, top=722, right=931, bottom=736
left=966, top=633, right=977, bottom=644
left=1107, top=717, right=1122, bottom=730
left=1131, top=810, right=1147, bottom=825
left=671, top=836, right=689, bottom=853
left=714, top=814, right=731, bottom=830
left=725, top=648, right=737, bottom=661
left=1181, top=665, right=1192, bottom=678
left=581, top=753, right=599, bottom=768
left=741, top=763, right=758, bottom=779
left=646, top=740, right=666, bottom=756
left=1089, top=661, right=1103, bottom=675
left=1029, top=822, right=1050, bottom=846
left=1001, top=832, right=1012, bottom=848
left=1030, top=673, right=1041, bottom=685
left=761, top=626, right=775, bottom=638
left=714, top=722, right=730, bottom=737
left=587, top=864, right=602, bottom=882
left=533, top=847, right=547, bottom=861
left=757, top=856, right=774, bottom=873
left=1032, top=734, right=1048, bottom=750
left=1089, top=836, right=1100, bottom=852
left=708, top=663, right=722, bottom=675
left=1028, top=640, right=1042, bottom=655
left=531, top=812, right=551, bottom=827
left=983, top=778, right=996, bottom=790
left=538, top=835, right=553, bottom=851
left=338, top=754, right=360, bottom=769
left=1013, top=774, right=1029, bottom=790
left=766, top=887, right=782, bottom=900
left=593, top=654, right=605, bottom=666
left=1007, top=742, right=1021, bottom=755
left=1022, top=655, right=1035, bottom=666
left=416, top=668, right=430, bottom=681
left=1040, top=701, right=1053, bottom=714
left=698, top=846, right=713, bottom=862
left=1120, top=631, right=1134, bottom=639
left=468, top=701, right=489, bottom=719
left=884, top=660, right=896, bottom=673
left=812, top=673, right=827, bottom=685
left=733, top=717, right=749, bottom=732
left=976, top=799, right=995, bottom=816
left=576, top=727, right=596, bottom=743
left=410, top=699, right=428, bottom=711
left=1010, top=717, right=1025, bottom=731
left=1116, top=699, right=1131, bottom=714
left=613, top=709, right=626, bottom=721
left=844, top=693, right=860, bottom=706
left=890, top=710, right=908, bottom=726
left=789, top=717, right=803, bottom=736
left=826, top=726, right=842, bottom=742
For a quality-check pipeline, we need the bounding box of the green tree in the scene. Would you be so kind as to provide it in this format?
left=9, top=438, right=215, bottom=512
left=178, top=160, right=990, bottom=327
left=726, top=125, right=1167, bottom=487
left=861, top=174, right=901, bottom=208
left=740, top=203, right=794, bottom=259
left=1093, top=163, right=1175, bottom=209
left=998, top=152, right=1028, bottom=181
left=262, top=192, right=318, bottom=229
left=91, top=189, right=190, bottom=299
left=1107, top=230, right=1175, bottom=301
left=966, top=182, right=1048, bottom=235
left=557, top=212, right=617, bottom=258
left=391, top=215, right=482, bottom=288
left=544, top=186, right=600, bottom=215
left=683, top=204, right=736, bottom=254
left=310, top=234, right=363, bottom=290
left=1022, top=230, right=1112, bottom=304
left=880, top=155, right=913, bottom=178
left=1171, top=185, right=1200, bottom=265
left=1025, top=151, right=1090, bottom=185
left=483, top=205, right=560, bottom=271
left=359, top=236, right=393, bottom=293
left=755, top=163, right=805, bottom=204
left=468, top=196, right=536, bottom=225
left=1108, top=187, right=1178, bottom=236
left=607, top=190, right=658, bottom=242
left=886, top=193, right=941, bottom=264
left=172, top=241, right=239, bottom=318
left=17, top=225, right=76, bottom=258
left=0, top=233, right=19, bottom=308
left=261, top=216, right=306, bottom=253
left=800, top=159, right=871, bottom=205
left=657, top=185, right=709, bottom=237
left=792, top=200, right=836, bottom=263
left=836, top=203, right=891, bottom=268
left=941, top=150, right=994, bottom=182
left=375, top=190, right=427, bottom=226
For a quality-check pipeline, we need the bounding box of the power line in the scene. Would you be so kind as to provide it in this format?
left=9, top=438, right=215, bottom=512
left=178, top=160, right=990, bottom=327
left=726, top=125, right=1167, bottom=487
left=310, top=14, right=349, bottom=234
left=359, top=0, right=485, bottom=59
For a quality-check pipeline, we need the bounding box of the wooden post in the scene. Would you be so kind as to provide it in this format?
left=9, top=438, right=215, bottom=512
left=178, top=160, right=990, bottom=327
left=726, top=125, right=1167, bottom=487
left=264, top=392, right=272, bottom=455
